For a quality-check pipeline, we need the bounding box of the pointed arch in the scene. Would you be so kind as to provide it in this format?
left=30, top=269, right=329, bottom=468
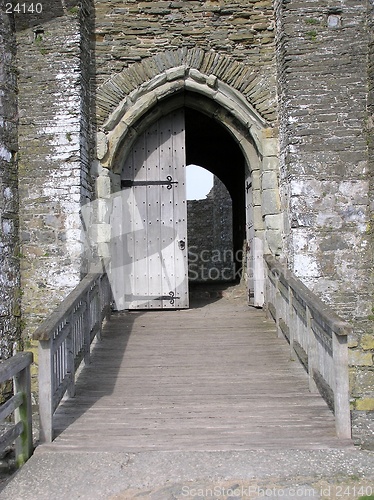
left=95, top=48, right=277, bottom=129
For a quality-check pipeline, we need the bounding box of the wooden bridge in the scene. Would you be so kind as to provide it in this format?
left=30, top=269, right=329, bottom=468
left=0, top=259, right=353, bottom=463
left=31, top=263, right=352, bottom=454
left=44, top=297, right=350, bottom=452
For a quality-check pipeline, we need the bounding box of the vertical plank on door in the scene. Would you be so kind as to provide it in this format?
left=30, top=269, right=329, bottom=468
left=146, top=121, right=162, bottom=309
left=159, top=115, right=175, bottom=308
left=171, top=111, right=188, bottom=308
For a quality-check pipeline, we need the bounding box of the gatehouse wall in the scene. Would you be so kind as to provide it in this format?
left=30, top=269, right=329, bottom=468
left=0, top=0, right=372, bottom=445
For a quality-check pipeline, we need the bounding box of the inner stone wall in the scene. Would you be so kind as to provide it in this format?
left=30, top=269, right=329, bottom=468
left=188, top=177, right=234, bottom=283
left=0, top=5, right=21, bottom=360
left=275, top=0, right=373, bottom=446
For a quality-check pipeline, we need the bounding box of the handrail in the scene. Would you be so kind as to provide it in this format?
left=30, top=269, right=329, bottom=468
left=0, top=352, right=33, bottom=466
left=33, top=272, right=112, bottom=442
left=264, top=255, right=351, bottom=439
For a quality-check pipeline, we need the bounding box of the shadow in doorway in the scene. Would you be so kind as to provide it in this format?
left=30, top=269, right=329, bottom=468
left=188, top=280, right=247, bottom=309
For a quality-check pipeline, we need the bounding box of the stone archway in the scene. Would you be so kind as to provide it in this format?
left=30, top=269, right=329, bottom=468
left=93, top=50, right=282, bottom=307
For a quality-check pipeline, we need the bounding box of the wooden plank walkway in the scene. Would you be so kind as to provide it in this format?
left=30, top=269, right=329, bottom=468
left=40, top=291, right=352, bottom=452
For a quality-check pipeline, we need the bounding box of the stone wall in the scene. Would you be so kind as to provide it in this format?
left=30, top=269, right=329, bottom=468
left=188, top=177, right=234, bottom=282
left=362, top=0, right=374, bottom=447
left=80, top=0, right=95, bottom=208
left=15, top=3, right=92, bottom=339
left=275, top=0, right=373, bottom=446
left=92, top=0, right=276, bottom=82
left=93, top=0, right=277, bottom=123
left=0, top=4, right=21, bottom=360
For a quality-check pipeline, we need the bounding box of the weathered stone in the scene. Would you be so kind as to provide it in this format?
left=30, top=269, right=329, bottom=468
left=206, top=75, right=217, bottom=88
left=350, top=368, right=374, bottom=395
left=253, top=188, right=262, bottom=206
left=262, top=188, right=281, bottom=216
left=253, top=206, right=264, bottom=230
left=96, top=132, right=108, bottom=160
left=265, top=214, right=283, bottom=231
left=123, top=92, right=158, bottom=127
left=262, top=137, right=278, bottom=157
left=188, top=68, right=206, bottom=84
left=355, top=398, right=374, bottom=411
left=96, top=174, right=111, bottom=199
left=293, top=254, right=320, bottom=279
left=349, top=350, right=374, bottom=368
left=251, top=170, right=261, bottom=191
left=262, top=156, right=279, bottom=171
left=165, top=66, right=186, bottom=82
left=361, top=335, right=374, bottom=351
left=265, top=229, right=283, bottom=255
left=92, top=223, right=111, bottom=245
left=262, top=171, right=278, bottom=190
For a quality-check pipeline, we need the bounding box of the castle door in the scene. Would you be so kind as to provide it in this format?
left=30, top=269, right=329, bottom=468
left=110, top=110, right=189, bottom=310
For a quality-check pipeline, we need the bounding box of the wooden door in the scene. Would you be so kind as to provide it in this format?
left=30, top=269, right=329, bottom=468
left=110, top=110, right=188, bottom=310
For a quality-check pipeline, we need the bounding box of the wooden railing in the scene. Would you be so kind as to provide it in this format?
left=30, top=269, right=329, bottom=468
left=0, top=352, right=33, bottom=466
left=33, top=273, right=112, bottom=443
left=264, top=255, right=351, bottom=439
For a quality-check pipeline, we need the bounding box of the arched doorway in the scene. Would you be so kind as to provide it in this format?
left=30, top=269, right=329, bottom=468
left=185, top=108, right=246, bottom=284
left=94, top=67, right=280, bottom=310
left=108, top=103, right=255, bottom=310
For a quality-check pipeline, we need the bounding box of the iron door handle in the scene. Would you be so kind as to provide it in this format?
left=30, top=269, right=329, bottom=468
left=178, top=240, right=186, bottom=250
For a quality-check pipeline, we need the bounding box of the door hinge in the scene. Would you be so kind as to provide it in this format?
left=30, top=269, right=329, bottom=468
left=125, top=291, right=180, bottom=305
left=121, top=175, right=178, bottom=190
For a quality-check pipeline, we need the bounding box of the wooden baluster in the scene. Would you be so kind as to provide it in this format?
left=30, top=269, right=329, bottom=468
left=105, top=274, right=112, bottom=322
left=66, top=315, right=75, bottom=399
left=97, top=278, right=103, bottom=341
left=288, top=287, right=295, bottom=359
left=275, top=272, right=282, bottom=339
left=84, top=289, right=91, bottom=365
left=306, top=306, right=318, bottom=393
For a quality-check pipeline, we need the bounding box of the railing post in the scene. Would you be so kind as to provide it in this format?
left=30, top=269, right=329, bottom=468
left=38, top=339, right=53, bottom=443
left=97, top=277, right=103, bottom=341
left=84, top=289, right=91, bottom=365
left=306, top=306, right=318, bottom=393
left=105, top=274, right=112, bottom=322
left=274, top=274, right=282, bottom=339
left=66, top=315, right=76, bottom=399
left=13, top=353, right=33, bottom=466
left=288, top=287, right=295, bottom=358
left=333, top=332, right=351, bottom=439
